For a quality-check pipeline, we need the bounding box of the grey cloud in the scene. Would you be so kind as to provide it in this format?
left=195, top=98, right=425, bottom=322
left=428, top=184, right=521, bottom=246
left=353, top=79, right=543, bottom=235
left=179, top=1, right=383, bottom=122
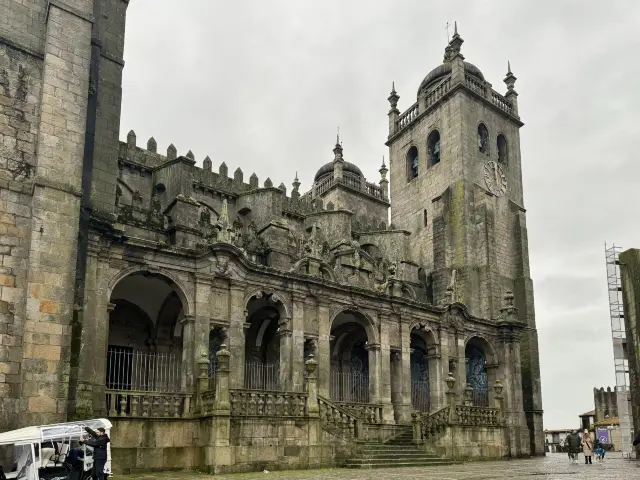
left=120, top=0, right=640, bottom=429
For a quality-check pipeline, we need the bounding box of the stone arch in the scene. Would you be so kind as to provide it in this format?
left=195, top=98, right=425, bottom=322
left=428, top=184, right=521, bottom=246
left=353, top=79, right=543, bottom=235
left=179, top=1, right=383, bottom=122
left=477, top=122, right=490, bottom=155
left=406, top=145, right=419, bottom=180
left=427, top=129, right=441, bottom=167
left=329, top=306, right=378, bottom=345
left=107, top=265, right=193, bottom=316
left=243, top=288, right=291, bottom=322
left=463, top=334, right=498, bottom=407
left=463, top=333, right=498, bottom=365
left=497, top=133, right=508, bottom=165
left=410, top=323, right=438, bottom=345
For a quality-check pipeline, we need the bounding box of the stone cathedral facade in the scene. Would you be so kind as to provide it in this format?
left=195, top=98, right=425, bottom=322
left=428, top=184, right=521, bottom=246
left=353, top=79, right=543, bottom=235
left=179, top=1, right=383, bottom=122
left=0, top=2, right=543, bottom=473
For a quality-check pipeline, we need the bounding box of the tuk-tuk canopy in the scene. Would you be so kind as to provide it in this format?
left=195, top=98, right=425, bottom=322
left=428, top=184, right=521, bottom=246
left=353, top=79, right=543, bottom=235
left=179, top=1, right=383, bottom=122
left=0, top=419, right=112, bottom=446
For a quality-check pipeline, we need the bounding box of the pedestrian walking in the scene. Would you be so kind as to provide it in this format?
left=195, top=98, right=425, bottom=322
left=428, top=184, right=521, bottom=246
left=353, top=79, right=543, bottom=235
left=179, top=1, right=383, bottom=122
left=565, top=430, right=581, bottom=463
left=79, top=426, right=110, bottom=480
left=581, top=429, right=593, bottom=465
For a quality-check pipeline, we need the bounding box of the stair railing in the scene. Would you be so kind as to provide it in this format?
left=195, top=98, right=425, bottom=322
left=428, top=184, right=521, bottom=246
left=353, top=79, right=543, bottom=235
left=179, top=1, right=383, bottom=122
left=318, top=394, right=361, bottom=440
left=412, top=405, right=451, bottom=443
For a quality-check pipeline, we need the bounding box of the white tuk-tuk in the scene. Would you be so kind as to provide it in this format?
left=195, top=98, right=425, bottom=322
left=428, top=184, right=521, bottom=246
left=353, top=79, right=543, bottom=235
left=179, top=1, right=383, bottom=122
left=0, top=419, right=112, bottom=480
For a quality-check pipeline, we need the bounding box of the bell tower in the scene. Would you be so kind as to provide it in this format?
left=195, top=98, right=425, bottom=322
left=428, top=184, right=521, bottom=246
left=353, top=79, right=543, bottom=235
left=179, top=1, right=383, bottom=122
left=385, top=25, right=544, bottom=455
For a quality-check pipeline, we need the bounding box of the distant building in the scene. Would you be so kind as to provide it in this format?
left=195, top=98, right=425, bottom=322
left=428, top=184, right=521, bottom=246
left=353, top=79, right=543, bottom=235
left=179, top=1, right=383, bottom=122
left=544, top=429, right=572, bottom=453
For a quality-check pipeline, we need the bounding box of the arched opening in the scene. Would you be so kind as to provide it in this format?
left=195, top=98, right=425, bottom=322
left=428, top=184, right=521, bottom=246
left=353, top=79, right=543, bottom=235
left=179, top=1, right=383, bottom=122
left=406, top=146, right=419, bottom=180
left=410, top=329, right=431, bottom=412
left=107, top=271, right=186, bottom=413
left=497, top=134, right=508, bottom=165
left=244, top=293, right=286, bottom=390
left=478, top=123, right=489, bottom=154
left=330, top=311, right=372, bottom=404
left=465, top=338, right=491, bottom=407
left=423, top=208, right=428, bottom=227
left=427, top=130, right=441, bottom=167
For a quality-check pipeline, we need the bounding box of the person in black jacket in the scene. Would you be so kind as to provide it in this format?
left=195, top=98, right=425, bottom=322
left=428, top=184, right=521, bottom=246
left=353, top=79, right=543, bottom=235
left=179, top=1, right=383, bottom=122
left=633, top=428, right=640, bottom=447
left=79, top=427, right=110, bottom=480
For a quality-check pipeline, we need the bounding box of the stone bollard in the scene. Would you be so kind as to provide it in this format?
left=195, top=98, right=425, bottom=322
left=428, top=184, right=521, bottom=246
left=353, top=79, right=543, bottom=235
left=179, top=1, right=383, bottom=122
left=305, top=354, right=319, bottom=416
left=214, top=344, right=231, bottom=413
left=412, top=411, right=422, bottom=444
left=493, top=380, right=504, bottom=422
left=445, top=372, right=457, bottom=422
left=196, top=351, right=209, bottom=414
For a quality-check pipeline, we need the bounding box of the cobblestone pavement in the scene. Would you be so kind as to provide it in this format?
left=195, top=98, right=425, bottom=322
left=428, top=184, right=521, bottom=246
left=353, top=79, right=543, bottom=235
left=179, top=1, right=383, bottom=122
left=120, top=453, right=639, bottom=480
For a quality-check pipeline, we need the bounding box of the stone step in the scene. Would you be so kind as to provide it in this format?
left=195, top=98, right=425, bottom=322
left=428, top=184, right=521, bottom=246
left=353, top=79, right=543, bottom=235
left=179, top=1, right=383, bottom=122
left=355, top=454, right=442, bottom=461
left=345, top=460, right=454, bottom=469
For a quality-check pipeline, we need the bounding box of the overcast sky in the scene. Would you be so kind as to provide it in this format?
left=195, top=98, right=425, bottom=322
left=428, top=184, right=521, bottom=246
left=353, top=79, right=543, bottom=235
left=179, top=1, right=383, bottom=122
left=119, top=0, right=640, bottom=430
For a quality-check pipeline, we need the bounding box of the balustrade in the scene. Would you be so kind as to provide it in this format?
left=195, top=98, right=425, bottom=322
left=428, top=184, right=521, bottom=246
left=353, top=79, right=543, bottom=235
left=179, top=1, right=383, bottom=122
left=465, top=74, right=486, bottom=97
left=105, top=390, right=191, bottom=418
left=491, top=91, right=514, bottom=115
left=229, top=389, right=308, bottom=417
left=453, top=405, right=500, bottom=426
left=425, top=77, right=451, bottom=109
left=396, top=102, right=419, bottom=130
left=318, top=396, right=358, bottom=438
left=334, top=401, right=383, bottom=424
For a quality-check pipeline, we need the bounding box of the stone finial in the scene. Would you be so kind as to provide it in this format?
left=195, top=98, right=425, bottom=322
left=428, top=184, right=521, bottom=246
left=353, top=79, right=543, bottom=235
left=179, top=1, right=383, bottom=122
left=203, top=156, right=212, bottom=171
left=494, top=379, right=504, bottom=396
left=127, top=130, right=136, bottom=148
left=167, top=143, right=177, bottom=160
left=388, top=82, right=399, bottom=110
left=278, top=182, right=286, bottom=195
left=186, top=150, right=195, bottom=161
left=264, top=177, right=273, bottom=188
left=147, top=136, right=157, bottom=152
left=379, top=156, right=388, bottom=180
left=504, top=61, right=517, bottom=92
left=291, top=172, right=301, bottom=200
left=234, top=167, right=243, bottom=184
left=503, top=290, right=515, bottom=307
left=448, top=21, right=464, bottom=59
left=305, top=354, right=318, bottom=375
left=215, top=343, right=231, bottom=369
left=333, top=134, right=344, bottom=162
left=445, top=372, right=456, bottom=391
left=249, top=173, right=259, bottom=188
left=219, top=161, right=228, bottom=177
left=498, top=289, right=519, bottom=325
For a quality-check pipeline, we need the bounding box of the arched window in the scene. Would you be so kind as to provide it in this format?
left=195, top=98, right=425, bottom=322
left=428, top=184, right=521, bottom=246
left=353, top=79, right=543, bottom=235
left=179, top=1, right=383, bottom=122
left=478, top=123, right=489, bottom=154
left=423, top=208, right=428, bottom=227
left=407, top=146, right=419, bottom=180
left=497, top=134, right=508, bottom=165
left=427, top=130, right=440, bottom=167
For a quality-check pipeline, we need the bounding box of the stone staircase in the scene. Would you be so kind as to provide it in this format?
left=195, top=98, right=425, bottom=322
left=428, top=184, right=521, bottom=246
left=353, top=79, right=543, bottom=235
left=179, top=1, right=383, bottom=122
left=344, top=426, right=454, bottom=469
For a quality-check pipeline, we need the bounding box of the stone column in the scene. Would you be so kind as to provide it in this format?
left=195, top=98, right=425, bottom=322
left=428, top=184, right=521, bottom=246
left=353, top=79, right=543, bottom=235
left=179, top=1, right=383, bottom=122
left=193, top=276, right=212, bottom=392
left=455, top=333, right=467, bottom=399
left=317, top=302, right=332, bottom=397
left=445, top=373, right=457, bottom=423
left=291, top=294, right=306, bottom=392
left=278, top=323, right=293, bottom=391
left=305, top=355, right=319, bottom=416
left=427, top=345, right=443, bottom=410
left=378, top=313, right=394, bottom=423
left=390, top=350, right=403, bottom=422
left=196, top=351, right=209, bottom=414
left=399, top=322, right=413, bottom=422
left=211, top=345, right=231, bottom=469
left=180, top=315, right=196, bottom=392
left=366, top=343, right=381, bottom=406
left=228, top=284, right=247, bottom=389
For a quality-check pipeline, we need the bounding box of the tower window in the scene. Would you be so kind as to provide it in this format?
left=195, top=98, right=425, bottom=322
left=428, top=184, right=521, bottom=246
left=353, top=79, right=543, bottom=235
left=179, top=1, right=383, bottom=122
left=427, top=130, right=440, bottom=167
left=497, top=134, right=508, bottom=165
left=478, top=123, right=489, bottom=154
left=423, top=208, right=428, bottom=227
left=407, top=146, right=419, bottom=180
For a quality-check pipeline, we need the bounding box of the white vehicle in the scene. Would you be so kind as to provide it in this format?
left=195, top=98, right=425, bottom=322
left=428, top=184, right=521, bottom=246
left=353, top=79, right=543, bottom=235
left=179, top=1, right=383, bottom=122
left=0, top=419, right=112, bottom=480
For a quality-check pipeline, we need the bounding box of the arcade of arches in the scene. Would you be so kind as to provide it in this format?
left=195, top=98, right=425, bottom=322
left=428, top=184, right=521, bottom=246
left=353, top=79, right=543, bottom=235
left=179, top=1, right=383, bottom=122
left=102, top=276, right=502, bottom=423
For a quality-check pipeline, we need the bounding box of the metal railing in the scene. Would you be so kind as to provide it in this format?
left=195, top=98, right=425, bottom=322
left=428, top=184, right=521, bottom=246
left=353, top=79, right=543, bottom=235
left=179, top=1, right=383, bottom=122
left=330, top=370, right=369, bottom=404
left=244, top=361, right=280, bottom=391
left=411, top=381, right=430, bottom=412
left=106, top=348, right=182, bottom=393
left=472, top=389, right=489, bottom=407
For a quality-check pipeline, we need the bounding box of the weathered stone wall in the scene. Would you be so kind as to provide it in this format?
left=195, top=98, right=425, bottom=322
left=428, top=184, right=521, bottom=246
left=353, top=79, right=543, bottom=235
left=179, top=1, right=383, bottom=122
left=619, top=249, right=640, bottom=443
left=0, top=0, right=47, bottom=54
left=427, top=425, right=508, bottom=459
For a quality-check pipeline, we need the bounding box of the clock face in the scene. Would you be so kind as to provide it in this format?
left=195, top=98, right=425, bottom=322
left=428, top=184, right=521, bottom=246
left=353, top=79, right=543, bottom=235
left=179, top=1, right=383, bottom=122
left=483, top=161, right=507, bottom=197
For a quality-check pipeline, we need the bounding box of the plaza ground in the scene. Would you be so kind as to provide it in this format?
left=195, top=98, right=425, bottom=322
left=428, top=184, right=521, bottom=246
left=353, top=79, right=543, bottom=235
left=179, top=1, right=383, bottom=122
left=120, top=453, right=638, bottom=480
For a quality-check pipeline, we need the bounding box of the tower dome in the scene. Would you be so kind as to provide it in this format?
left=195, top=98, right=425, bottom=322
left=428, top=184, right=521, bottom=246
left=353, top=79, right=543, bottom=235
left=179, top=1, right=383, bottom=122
left=418, top=61, right=484, bottom=95
left=314, top=161, right=363, bottom=182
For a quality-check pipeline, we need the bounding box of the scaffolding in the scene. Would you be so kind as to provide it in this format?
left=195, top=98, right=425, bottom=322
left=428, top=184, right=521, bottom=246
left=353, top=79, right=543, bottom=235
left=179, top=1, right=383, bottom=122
left=605, top=243, right=635, bottom=458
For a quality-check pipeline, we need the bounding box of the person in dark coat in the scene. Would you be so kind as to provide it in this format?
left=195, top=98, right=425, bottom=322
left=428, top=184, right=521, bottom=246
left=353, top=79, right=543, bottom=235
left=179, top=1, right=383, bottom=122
left=79, top=427, right=109, bottom=480
left=565, top=430, right=581, bottom=463
left=633, top=428, right=640, bottom=447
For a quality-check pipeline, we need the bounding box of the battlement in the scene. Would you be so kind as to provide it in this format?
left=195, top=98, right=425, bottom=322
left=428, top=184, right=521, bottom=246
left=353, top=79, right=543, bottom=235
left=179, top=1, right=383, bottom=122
left=119, top=130, right=301, bottom=199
